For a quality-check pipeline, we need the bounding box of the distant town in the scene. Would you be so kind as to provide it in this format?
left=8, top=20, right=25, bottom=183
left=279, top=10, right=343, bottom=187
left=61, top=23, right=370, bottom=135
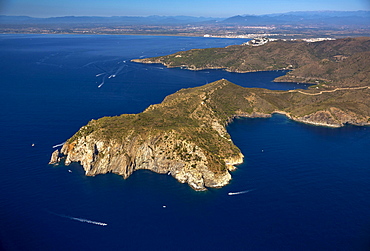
left=1, top=11, right=369, bottom=39
left=1, top=24, right=369, bottom=40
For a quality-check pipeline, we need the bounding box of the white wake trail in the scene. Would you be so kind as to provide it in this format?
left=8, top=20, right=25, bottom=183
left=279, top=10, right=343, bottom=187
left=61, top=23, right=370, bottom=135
left=48, top=211, right=108, bottom=226
left=52, top=142, right=66, bottom=148
left=228, top=189, right=255, bottom=196
left=113, top=64, right=126, bottom=76
left=96, top=73, right=105, bottom=77
left=69, top=216, right=108, bottom=226
left=98, top=76, right=106, bottom=88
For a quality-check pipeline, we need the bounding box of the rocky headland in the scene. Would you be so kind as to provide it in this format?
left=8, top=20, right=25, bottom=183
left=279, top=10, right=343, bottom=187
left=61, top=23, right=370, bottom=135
left=50, top=79, right=370, bottom=190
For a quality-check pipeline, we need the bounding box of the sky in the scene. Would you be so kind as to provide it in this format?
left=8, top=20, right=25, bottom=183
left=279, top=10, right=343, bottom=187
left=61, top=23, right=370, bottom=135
left=1, top=0, right=369, bottom=18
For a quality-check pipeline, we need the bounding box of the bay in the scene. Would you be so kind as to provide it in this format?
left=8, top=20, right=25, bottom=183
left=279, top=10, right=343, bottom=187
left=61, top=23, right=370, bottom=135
left=0, top=34, right=369, bottom=251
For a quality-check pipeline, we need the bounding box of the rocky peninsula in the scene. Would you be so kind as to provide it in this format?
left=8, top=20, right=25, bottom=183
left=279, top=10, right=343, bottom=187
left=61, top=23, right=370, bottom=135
left=133, top=37, right=370, bottom=89
left=50, top=79, right=370, bottom=191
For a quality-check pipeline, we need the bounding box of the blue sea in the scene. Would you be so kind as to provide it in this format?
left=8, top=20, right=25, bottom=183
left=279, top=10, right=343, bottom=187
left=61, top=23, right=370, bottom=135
left=0, top=34, right=369, bottom=251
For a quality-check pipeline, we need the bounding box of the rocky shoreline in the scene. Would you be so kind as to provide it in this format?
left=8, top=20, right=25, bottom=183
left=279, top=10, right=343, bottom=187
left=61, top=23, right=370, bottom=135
left=50, top=129, right=243, bottom=191
left=131, top=58, right=271, bottom=74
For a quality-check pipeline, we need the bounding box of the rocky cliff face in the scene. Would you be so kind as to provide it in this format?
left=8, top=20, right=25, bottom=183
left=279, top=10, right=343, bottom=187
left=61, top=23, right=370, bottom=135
left=54, top=128, right=242, bottom=191
left=292, top=108, right=369, bottom=127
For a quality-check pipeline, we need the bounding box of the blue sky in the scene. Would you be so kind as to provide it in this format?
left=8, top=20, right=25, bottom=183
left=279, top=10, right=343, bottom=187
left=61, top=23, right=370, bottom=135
left=1, top=0, right=369, bottom=17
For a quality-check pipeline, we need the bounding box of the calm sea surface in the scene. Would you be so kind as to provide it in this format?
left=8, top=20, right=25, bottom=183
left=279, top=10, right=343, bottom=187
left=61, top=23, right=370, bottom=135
left=0, top=34, right=369, bottom=250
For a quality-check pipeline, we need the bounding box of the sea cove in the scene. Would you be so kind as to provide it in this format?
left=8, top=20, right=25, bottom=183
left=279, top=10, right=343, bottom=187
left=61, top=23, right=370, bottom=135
left=0, top=35, right=369, bottom=250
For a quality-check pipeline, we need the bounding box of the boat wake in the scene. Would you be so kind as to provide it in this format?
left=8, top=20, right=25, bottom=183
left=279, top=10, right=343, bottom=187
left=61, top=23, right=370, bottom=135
left=48, top=211, right=108, bottom=226
left=98, top=76, right=106, bottom=88
left=228, top=189, right=255, bottom=196
left=113, top=64, right=126, bottom=75
left=98, top=82, right=105, bottom=88
left=52, top=142, right=66, bottom=148
left=68, top=216, right=108, bottom=226
left=96, top=72, right=105, bottom=77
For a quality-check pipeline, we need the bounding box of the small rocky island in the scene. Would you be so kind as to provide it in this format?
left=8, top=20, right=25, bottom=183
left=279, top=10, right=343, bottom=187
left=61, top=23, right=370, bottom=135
left=51, top=37, right=370, bottom=191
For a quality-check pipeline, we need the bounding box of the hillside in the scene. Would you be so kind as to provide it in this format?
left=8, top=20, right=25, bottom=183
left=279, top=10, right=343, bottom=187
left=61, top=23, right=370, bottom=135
left=50, top=80, right=370, bottom=191
left=133, top=37, right=370, bottom=88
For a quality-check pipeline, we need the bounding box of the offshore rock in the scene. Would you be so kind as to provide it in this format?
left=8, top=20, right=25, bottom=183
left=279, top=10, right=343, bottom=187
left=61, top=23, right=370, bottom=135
left=49, top=149, right=60, bottom=165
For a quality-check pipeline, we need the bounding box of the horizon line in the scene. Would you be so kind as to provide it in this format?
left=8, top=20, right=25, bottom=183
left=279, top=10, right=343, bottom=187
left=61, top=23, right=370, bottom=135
left=1, top=10, right=369, bottom=19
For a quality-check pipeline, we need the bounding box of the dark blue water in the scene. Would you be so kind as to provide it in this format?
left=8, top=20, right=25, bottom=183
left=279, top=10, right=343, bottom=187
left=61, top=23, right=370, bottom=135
left=0, top=34, right=369, bottom=251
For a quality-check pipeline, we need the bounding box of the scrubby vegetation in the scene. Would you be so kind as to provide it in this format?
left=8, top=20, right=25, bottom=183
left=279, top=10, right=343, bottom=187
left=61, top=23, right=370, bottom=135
left=68, top=78, right=370, bottom=174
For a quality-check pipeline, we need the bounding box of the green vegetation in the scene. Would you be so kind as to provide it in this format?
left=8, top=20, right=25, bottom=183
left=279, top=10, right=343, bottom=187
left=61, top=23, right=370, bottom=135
left=68, top=78, right=370, bottom=174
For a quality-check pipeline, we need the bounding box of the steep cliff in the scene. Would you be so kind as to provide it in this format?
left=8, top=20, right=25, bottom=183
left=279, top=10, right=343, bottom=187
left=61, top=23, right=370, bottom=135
left=51, top=80, right=370, bottom=190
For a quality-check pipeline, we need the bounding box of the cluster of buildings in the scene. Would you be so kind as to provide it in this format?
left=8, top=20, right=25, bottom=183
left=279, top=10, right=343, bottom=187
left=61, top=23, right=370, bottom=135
left=204, top=34, right=336, bottom=47
left=243, top=37, right=270, bottom=46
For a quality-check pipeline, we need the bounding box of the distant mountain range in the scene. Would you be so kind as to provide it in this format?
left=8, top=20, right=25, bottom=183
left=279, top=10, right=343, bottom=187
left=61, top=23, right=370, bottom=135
left=222, top=11, right=370, bottom=26
left=0, top=15, right=221, bottom=25
left=1, top=11, right=369, bottom=27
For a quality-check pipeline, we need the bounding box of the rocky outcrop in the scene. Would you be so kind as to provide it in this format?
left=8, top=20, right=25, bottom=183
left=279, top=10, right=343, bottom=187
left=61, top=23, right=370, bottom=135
left=293, top=110, right=343, bottom=127
left=290, top=107, right=370, bottom=128
left=49, top=149, right=61, bottom=165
